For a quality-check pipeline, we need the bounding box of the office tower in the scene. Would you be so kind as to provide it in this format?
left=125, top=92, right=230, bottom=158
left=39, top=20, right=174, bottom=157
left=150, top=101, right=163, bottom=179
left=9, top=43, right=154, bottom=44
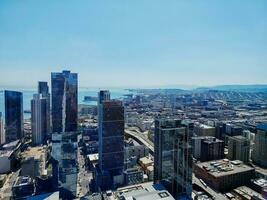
left=4, top=90, right=23, bottom=143
left=192, top=136, right=224, bottom=161
left=154, top=118, right=192, bottom=199
left=98, top=90, right=110, bottom=105
left=97, top=90, right=110, bottom=129
left=228, top=136, right=250, bottom=163
left=0, top=112, right=5, bottom=144
left=38, top=81, right=49, bottom=96
left=38, top=81, right=51, bottom=139
left=51, top=70, right=78, bottom=133
left=31, top=94, right=49, bottom=145
left=97, top=98, right=124, bottom=190
left=252, top=124, right=267, bottom=167
left=51, top=132, right=78, bottom=199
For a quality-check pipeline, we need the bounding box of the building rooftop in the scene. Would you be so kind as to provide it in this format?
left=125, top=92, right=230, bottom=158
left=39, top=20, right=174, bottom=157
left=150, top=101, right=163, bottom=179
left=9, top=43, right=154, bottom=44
left=196, top=159, right=254, bottom=178
left=21, top=146, right=46, bottom=160
left=13, top=176, right=33, bottom=187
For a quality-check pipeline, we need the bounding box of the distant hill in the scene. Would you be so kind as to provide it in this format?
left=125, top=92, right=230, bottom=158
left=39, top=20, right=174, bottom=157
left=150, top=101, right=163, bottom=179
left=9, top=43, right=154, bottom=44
left=196, top=85, right=267, bottom=93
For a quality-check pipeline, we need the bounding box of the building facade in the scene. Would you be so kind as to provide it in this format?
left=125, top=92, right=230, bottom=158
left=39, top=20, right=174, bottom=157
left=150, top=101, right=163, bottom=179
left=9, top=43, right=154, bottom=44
left=154, top=118, right=192, bottom=199
left=97, top=96, right=124, bottom=190
left=252, top=124, right=267, bottom=168
left=51, top=70, right=77, bottom=133
left=52, top=132, right=78, bottom=199
left=228, top=135, right=250, bottom=163
left=31, top=94, right=49, bottom=145
left=4, top=90, right=23, bottom=143
left=0, top=112, right=5, bottom=144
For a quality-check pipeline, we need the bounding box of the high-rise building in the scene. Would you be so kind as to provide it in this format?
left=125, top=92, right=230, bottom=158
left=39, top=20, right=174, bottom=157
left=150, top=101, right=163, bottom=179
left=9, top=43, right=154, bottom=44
left=97, top=95, right=124, bottom=190
left=228, top=135, right=250, bottom=163
left=192, top=136, right=224, bottom=162
left=154, top=118, right=192, bottom=199
left=38, top=81, right=49, bottom=96
left=252, top=124, right=267, bottom=168
left=31, top=94, right=49, bottom=145
left=38, top=81, right=51, bottom=139
left=4, top=90, right=23, bottom=143
left=51, top=132, right=78, bottom=199
left=0, top=112, right=5, bottom=144
left=51, top=70, right=78, bottom=133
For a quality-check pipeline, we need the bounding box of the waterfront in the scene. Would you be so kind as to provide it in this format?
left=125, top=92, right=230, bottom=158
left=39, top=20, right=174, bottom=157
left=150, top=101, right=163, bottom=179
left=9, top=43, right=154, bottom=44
left=0, top=88, right=131, bottom=119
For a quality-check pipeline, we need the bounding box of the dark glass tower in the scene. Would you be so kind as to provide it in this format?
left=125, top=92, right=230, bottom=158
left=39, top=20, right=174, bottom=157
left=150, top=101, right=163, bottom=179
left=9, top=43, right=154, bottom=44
left=154, top=118, right=192, bottom=199
left=97, top=95, right=124, bottom=190
left=4, top=90, right=23, bottom=143
left=51, top=70, right=78, bottom=133
left=38, top=81, right=49, bottom=96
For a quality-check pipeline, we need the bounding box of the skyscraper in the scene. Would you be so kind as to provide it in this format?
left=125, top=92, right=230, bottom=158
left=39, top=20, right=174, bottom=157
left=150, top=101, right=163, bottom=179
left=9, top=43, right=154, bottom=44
left=252, top=124, right=267, bottom=168
left=228, top=135, right=250, bottom=163
left=31, top=94, right=49, bottom=145
left=51, top=132, right=78, bottom=199
left=4, top=90, right=23, bottom=143
left=38, top=81, right=49, bottom=96
left=154, top=118, right=192, bottom=199
left=51, top=70, right=78, bottom=133
left=97, top=92, right=124, bottom=190
left=0, top=112, right=5, bottom=144
left=38, top=81, right=51, bottom=139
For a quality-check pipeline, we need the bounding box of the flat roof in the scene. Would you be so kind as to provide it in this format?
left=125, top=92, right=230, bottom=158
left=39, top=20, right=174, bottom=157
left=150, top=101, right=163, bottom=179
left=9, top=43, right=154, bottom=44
left=21, top=146, right=46, bottom=160
left=196, top=159, right=254, bottom=178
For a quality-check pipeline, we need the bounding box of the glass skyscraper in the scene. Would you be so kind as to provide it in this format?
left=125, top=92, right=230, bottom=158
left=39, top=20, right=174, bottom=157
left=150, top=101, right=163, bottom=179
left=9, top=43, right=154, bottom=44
left=96, top=91, right=124, bottom=190
left=4, top=90, right=23, bottom=143
left=52, top=132, right=78, bottom=199
left=154, top=118, right=193, bottom=199
left=51, top=70, right=78, bottom=133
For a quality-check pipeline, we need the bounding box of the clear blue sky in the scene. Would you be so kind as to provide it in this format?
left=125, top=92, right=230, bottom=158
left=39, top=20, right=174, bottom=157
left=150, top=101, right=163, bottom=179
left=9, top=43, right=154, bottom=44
left=0, top=0, right=266, bottom=88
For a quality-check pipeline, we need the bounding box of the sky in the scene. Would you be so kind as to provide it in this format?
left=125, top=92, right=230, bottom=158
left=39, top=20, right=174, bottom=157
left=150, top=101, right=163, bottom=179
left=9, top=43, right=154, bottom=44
left=0, top=0, right=267, bottom=89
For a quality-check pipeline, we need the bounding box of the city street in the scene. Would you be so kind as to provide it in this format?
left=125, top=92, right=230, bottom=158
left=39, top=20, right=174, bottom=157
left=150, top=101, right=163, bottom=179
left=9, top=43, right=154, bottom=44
left=76, top=135, right=92, bottom=198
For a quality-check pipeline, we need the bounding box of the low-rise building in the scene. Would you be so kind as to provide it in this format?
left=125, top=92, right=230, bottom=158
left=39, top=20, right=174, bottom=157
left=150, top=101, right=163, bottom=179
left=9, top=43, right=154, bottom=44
left=21, top=146, right=47, bottom=178
left=12, top=176, right=35, bottom=199
left=194, top=159, right=255, bottom=192
left=123, top=167, right=144, bottom=186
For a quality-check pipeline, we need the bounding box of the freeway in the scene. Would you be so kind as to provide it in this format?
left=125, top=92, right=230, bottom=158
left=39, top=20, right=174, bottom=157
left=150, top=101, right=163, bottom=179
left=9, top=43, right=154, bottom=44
left=125, top=128, right=154, bottom=154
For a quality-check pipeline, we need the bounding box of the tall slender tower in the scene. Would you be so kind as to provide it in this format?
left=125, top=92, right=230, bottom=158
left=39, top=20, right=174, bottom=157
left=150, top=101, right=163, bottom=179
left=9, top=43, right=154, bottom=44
left=51, top=70, right=78, bottom=133
left=0, top=112, right=5, bottom=144
left=4, top=90, right=23, bottom=143
left=96, top=90, right=124, bottom=190
left=154, top=118, right=192, bottom=199
left=38, top=81, right=51, bottom=138
left=31, top=94, right=49, bottom=145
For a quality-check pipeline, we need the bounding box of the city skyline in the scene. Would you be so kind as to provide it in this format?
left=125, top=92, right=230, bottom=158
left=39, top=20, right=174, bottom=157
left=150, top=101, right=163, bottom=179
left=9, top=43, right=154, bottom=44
left=1, top=1, right=267, bottom=88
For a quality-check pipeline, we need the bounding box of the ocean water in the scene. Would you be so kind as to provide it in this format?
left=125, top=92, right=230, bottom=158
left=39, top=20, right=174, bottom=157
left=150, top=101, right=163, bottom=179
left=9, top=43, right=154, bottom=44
left=0, top=88, right=131, bottom=119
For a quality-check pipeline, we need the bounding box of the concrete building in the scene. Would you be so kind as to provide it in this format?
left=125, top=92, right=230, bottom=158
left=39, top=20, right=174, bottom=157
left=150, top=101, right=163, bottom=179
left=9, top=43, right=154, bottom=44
left=123, top=167, right=144, bottom=186
left=154, top=118, right=192, bottom=199
left=31, top=94, right=49, bottom=145
left=194, top=159, right=255, bottom=192
left=114, top=183, right=175, bottom=200
left=194, top=123, right=216, bottom=137
left=252, top=124, right=267, bottom=168
left=0, top=150, right=12, bottom=174
left=228, top=135, right=250, bottom=163
left=192, top=136, right=224, bottom=161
